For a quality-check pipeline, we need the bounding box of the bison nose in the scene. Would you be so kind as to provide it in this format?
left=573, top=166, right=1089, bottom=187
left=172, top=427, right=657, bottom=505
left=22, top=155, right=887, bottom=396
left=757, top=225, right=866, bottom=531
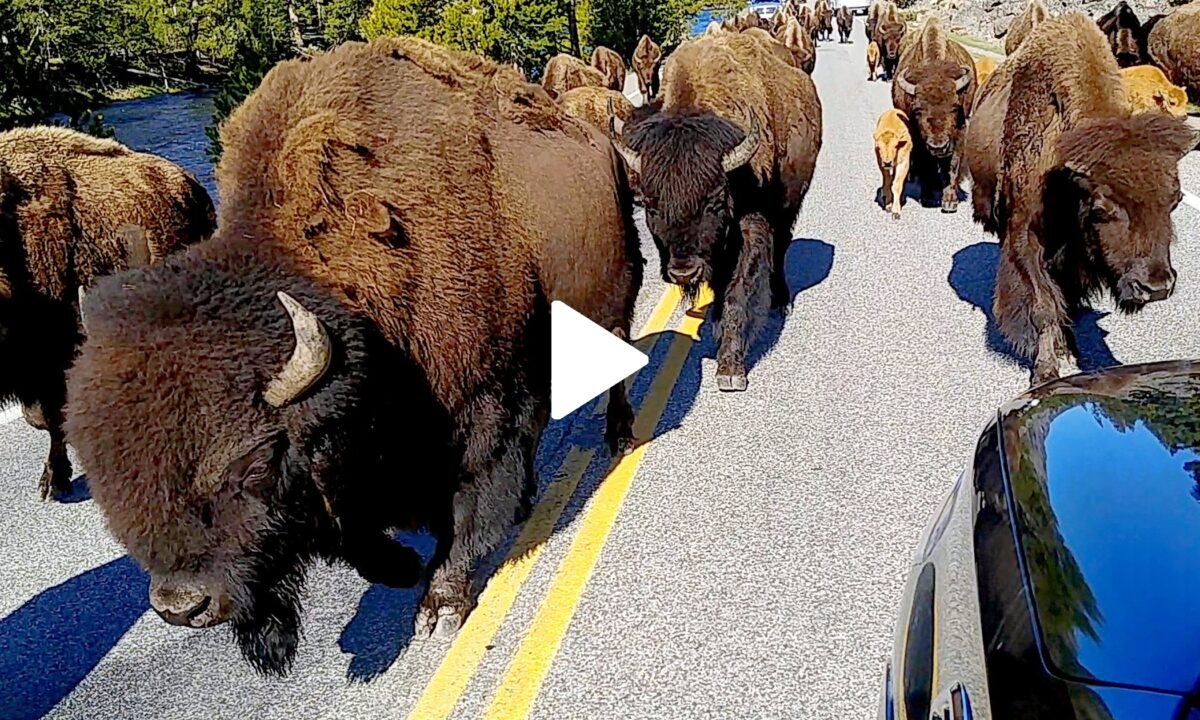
left=1119, top=271, right=1175, bottom=306
left=150, top=582, right=220, bottom=628
left=926, top=140, right=952, bottom=157
left=667, top=260, right=703, bottom=286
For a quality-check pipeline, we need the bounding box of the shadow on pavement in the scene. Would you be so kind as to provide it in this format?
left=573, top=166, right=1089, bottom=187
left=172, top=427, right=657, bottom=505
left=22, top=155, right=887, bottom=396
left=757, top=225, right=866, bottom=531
left=338, top=237, right=835, bottom=682
left=948, top=242, right=1119, bottom=372
left=0, top=556, right=149, bottom=720
left=54, top=475, right=92, bottom=504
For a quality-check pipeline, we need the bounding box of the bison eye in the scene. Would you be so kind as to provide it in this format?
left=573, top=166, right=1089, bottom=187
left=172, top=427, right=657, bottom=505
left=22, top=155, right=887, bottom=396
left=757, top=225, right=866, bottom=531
left=227, top=437, right=281, bottom=489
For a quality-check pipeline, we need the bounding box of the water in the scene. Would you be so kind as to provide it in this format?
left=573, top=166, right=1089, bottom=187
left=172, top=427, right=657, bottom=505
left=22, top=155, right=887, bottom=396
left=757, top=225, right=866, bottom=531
left=98, top=90, right=218, bottom=200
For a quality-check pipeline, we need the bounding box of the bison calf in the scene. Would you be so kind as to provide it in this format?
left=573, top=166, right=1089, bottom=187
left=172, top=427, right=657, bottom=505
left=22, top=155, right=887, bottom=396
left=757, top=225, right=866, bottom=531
left=868, top=41, right=881, bottom=80
left=965, top=13, right=1197, bottom=385
left=0, top=126, right=213, bottom=500
left=874, top=109, right=912, bottom=219
left=1120, top=64, right=1189, bottom=117
left=609, top=32, right=822, bottom=392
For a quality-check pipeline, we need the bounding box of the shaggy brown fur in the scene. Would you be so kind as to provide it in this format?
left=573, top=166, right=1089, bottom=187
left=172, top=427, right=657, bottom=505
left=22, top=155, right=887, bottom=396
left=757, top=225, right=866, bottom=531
left=891, top=16, right=977, bottom=212
left=775, top=16, right=817, bottom=73
left=868, top=41, right=881, bottom=80
left=736, top=7, right=770, bottom=31
left=815, top=0, right=835, bottom=41
left=590, top=45, right=627, bottom=92
left=963, top=13, right=1196, bottom=385
left=798, top=4, right=817, bottom=37
left=633, top=35, right=664, bottom=101
left=1147, top=3, right=1200, bottom=98
left=1096, top=0, right=1146, bottom=67
left=65, top=37, right=642, bottom=675
left=836, top=6, right=853, bottom=43
left=558, top=86, right=636, bottom=131
left=611, top=32, right=822, bottom=392
left=1005, top=0, right=1049, bottom=55
left=873, top=4, right=907, bottom=79
left=1120, top=64, right=1189, bottom=117
left=0, top=126, right=213, bottom=500
left=866, top=0, right=884, bottom=42
left=542, top=53, right=606, bottom=99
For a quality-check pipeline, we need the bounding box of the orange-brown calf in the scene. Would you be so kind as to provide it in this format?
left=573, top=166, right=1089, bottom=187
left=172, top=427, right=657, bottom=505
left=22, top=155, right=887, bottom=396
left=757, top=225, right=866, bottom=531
left=874, top=109, right=912, bottom=219
left=1120, top=64, right=1189, bottom=117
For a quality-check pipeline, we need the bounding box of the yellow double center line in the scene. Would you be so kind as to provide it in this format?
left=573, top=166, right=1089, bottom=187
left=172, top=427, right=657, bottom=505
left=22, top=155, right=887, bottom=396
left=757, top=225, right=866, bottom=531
left=408, top=284, right=711, bottom=720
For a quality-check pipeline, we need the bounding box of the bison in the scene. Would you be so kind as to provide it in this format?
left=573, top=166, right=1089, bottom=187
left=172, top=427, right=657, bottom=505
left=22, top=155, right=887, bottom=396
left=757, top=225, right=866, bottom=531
left=1004, top=0, right=1049, bottom=55
left=874, top=109, right=913, bottom=219
left=1120, top=64, right=1189, bottom=117
left=892, top=16, right=977, bottom=212
left=815, top=0, right=835, bottom=41
left=798, top=3, right=817, bottom=38
left=0, top=126, right=213, bottom=500
left=836, top=5, right=853, bottom=43
left=558, top=86, right=636, bottom=130
left=866, top=0, right=883, bottom=42
left=633, top=34, right=664, bottom=102
left=542, top=53, right=606, bottom=98
left=868, top=41, right=881, bottom=80
left=964, top=13, right=1197, bottom=385
left=776, top=15, right=818, bottom=74
left=974, top=55, right=998, bottom=89
left=1146, top=2, right=1200, bottom=99
left=1096, top=0, right=1145, bottom=67
left=873, top=4, right=907, bottom=80
left=65, top=37, right=643, bottom=675
left=607, top=32, right=822, bottom=392
left=590, top=45, right=627, bottom=92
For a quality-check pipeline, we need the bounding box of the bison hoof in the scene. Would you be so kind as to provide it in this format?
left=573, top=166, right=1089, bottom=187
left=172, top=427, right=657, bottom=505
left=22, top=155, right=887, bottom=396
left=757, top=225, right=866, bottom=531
left=940, top=201, right=958, bottom=214
left=891, top=211, right=901, bottom=220
left=716, top=373, right=749, bottom=392
left=38, top=464, right=71, bottom=502
left=415, top=604, right=464, bottom=640
left=609, top=435, right=636, bottom=457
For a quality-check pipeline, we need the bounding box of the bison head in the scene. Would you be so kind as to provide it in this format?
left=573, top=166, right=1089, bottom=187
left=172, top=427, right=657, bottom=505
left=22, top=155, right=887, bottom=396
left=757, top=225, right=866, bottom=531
left=65, top=258, right=428, bottom=675
left=878, top=22, right=905, bottom=61
left=896, top=61, right=973, bottom=158
left=608, top=106, right=759, bottom=293
left=1043, top=114, right=1198, bottom=312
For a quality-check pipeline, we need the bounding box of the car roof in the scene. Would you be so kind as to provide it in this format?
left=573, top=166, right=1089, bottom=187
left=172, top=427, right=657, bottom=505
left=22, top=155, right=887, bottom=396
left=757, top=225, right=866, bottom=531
left=997, top=359, right=1200, bottom=696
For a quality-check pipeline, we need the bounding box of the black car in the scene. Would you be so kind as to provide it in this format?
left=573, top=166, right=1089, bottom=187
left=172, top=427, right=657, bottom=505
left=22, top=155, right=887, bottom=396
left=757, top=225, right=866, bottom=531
left=881, top=360, right=1200, bottom=720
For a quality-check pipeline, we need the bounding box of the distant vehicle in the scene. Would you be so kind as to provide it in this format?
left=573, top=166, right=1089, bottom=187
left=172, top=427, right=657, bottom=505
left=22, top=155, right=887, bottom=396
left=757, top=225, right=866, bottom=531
left=751, top=1, right=782, bottom=19
left=881, top=360, right=1200, bottom=720
left=835, top=0, right=871, bottom=15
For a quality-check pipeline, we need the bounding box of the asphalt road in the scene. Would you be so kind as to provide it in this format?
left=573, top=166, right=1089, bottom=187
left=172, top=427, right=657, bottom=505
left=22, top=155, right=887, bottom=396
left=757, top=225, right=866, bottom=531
left=3, top=23, right=1200, bottom=720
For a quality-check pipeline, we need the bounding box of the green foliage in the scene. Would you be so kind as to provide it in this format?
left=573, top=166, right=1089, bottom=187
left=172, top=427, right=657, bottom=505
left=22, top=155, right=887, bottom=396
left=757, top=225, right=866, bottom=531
left=586, top=0, right=703, bottom=59
left=323, top=0, right=373, bottom=44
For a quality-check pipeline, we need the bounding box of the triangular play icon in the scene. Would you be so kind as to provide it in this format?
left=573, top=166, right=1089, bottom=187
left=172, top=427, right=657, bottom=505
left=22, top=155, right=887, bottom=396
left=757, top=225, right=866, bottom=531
left=551, top=301, right=649, bottom=420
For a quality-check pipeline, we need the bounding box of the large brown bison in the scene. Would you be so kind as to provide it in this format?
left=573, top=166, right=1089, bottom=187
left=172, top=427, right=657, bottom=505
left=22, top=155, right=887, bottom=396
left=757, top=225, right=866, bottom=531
left=892, top=16, right=977, bottom=212
left=633, top=34, right=664, bottom=101
left=836, top=5, right=853, bottom=43
left=1147, top=2, right=1200, bottom=98
left=65, top=37, right=643, bottom=675
left=1096, top=0, right=1146, bottom=67
left=866, top=0, right=883, bottom=42
left=964, top=13, right=1196, bottom=384
left=0, top=126, right=213, bottom=500
left=542, top=53, right=606, bottom=98
left=558, top=86, right=635, bottom=130
left=815, top=0, right=835, bottom=41
left=608, top=32, right=822, bottom=392
left=873, top=4, right=907, bottom=80
left=590, top=45, right=627, bottom=92
left=1004, top=0, right=1049, bottom=55
left=776, top=15, right=817, bottom=73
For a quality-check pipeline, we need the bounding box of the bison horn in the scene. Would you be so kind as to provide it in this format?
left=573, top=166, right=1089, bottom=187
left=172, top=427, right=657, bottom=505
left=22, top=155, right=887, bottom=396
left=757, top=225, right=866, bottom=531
left=78, top=286, right=88, bottom=333
left=897, top=73, right=917, bottom=95
left=954, top=67, right=973, bottom=93
left=722, top=112, right=761, bottom=173
left=607, top=98, right=642, bottom=175
left=263, top=291, right=332, bottom=408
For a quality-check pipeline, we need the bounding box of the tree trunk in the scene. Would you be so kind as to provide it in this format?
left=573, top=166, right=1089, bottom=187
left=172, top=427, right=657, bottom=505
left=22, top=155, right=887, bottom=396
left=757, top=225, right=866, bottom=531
left=288, top=0, right=305, bottom=50
left=186, top=0, right=201, bottom=78
left=566, top=0, right=581, bottom=57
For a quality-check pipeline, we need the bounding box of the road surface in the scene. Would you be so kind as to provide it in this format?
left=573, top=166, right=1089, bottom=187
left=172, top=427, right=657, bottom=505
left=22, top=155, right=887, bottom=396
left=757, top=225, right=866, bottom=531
left=3, top=22, right=1200, bottom=720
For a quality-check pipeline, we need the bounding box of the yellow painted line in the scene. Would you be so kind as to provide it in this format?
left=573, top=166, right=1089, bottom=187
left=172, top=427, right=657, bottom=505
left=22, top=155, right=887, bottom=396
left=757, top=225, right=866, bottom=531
left=406, top=285, right=682, bottom=720
left=481, top=288, right=713, bottom=720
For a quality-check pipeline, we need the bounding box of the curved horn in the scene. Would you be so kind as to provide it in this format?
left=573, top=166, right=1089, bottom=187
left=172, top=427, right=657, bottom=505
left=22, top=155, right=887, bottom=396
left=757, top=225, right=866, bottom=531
left=607, top=98, right=642, bottom=175
left=78, top=286, right=88, bottom=333
left=722, top=112, right=760, bottom=172
left=263, top=291, right=332, bottom=408
left=897, top=73, right=917, bottom=95
left=954, top=67, right=973, bottom=92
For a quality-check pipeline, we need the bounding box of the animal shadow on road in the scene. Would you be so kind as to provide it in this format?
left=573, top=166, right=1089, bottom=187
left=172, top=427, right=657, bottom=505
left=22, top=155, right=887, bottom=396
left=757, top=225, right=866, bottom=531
left=949, top=242, right=1119, bottom=372
left=0, top=556, right=149, bottom=720
left=338, top=238, right=835, bottom=682
left=874, top=178, right=925, bottom=213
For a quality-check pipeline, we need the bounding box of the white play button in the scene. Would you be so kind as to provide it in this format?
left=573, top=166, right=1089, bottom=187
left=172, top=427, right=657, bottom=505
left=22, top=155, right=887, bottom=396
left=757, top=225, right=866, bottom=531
left=550, top=301, right=649, bottom=420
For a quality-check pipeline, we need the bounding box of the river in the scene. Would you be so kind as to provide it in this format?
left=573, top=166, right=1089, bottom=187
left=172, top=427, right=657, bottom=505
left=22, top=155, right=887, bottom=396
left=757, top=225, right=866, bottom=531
left=99, top=89, right=218, bottom=200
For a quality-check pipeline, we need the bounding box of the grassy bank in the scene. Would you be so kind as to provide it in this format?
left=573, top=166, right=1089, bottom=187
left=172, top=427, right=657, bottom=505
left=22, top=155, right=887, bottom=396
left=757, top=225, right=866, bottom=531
left=949, top=32, right=1003, bottom=56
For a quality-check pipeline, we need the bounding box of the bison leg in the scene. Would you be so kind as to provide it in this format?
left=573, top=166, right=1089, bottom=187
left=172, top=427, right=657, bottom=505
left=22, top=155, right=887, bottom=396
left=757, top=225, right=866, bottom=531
left=770, top=226, right=793, bottom=309
left=342, top=530, right=424, bottom=588
left=23, top=395, right=73, bottom=501
left=941, top=148, right=965, bottom=213
left=994, top=223, right=1075, bottom=385
left=715, top=215, right=773, bottom=392
left=416, top=394, right=539, bottom=639
left=605, top=328, right=637, bottom=456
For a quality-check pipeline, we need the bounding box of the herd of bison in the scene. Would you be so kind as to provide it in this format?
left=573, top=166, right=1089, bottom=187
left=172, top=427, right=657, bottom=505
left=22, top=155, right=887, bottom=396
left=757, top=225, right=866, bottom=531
left=0, top=0, right=1196, bottom=678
